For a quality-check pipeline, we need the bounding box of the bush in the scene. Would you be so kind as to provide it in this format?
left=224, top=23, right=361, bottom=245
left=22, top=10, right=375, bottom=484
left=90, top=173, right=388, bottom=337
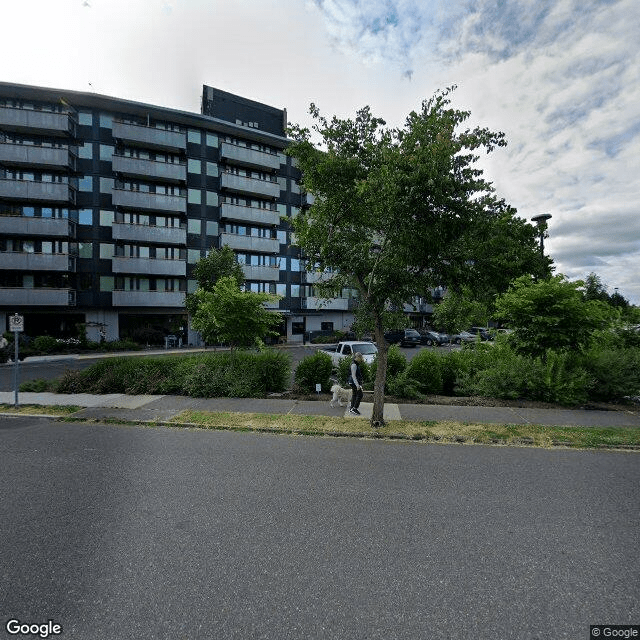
left=33, top=335, right=60, bottom=354
left=294, top=351, right=333, bottom=393
left=369, top=345, right=407, bottom=391
left=405, top=349, right=443, bottom=394
left=582, top=346, right=640, bottom=402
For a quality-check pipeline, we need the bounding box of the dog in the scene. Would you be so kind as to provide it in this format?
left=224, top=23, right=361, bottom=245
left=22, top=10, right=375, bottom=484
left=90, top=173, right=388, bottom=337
left=330, top=384, right=352, bottom=407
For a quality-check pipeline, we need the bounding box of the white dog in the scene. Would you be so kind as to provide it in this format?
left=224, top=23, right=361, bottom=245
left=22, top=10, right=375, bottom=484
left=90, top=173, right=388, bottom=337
left=330, top=384, right=352, bottom=407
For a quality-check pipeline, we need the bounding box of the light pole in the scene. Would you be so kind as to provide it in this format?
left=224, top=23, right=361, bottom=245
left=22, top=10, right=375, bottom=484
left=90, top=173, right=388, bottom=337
left=531, top=213, right=552, bottom=255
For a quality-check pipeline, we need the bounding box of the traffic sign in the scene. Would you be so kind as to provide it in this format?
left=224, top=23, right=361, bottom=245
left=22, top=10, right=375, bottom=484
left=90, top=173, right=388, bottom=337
left=9, top=314, right=24, bottom=332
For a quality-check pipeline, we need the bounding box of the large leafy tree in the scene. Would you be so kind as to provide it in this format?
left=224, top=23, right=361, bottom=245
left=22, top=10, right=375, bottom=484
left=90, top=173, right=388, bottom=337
left=494, top=275, right=613, bottom=356
left=287, top=87, right=543, bottom=425
left=190, top=276, right=282, bottom=349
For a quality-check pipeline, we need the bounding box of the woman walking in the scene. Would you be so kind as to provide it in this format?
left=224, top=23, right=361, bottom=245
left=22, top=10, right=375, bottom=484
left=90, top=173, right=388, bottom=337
left=348, top=351, right=364, bottom=415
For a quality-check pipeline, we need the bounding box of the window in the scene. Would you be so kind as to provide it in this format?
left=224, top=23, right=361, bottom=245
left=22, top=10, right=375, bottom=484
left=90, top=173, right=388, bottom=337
left=100, top=178, right=114, bottom=194
left=100, top=145, right=113, bottom=161
left=206, top=221, right=218, bottom=236
left=206, top=191, right=218, bottom=206
left=78, top=243, right=92, bottom=258
left=99, top=210, right=114, bottom=226
left=187, top=219, right=201, bottom=234
left=78, top=143, right=92, bottom=159
left=99, top=243, right=114, bottom=259
left=100, top=276, right=114, bottom=291
left=206, top=162, right=218, bottom=177
left=79, top=176, right=93, bottom=192
left=78, top=209, right=93, bottom=225
left=188, top=189, right=201, bottom=204
left=99, top=114, right=112, bottom=129
left=206, top=133, right=218, bottom=147
left=188, top=129, right=202, bottom=145
left=78, top=112, right=93, bottom=126
left=187, top=159, right=201, bottom=174
left=188, top=249, right=201, bottom=263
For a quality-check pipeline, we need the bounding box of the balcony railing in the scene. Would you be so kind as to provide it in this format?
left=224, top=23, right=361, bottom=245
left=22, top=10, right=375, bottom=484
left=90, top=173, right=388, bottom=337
left=111, top=222, right=186, bottom=245
left=112, top=290, right=186, bottom=307
left=0, top=143, right=76, bottom=170
left=0, top=287, right=76, bottom=306
left=220, top=172, right=280, bottom=199
left=0, top=179, right=76, bottom=204
left=220, top=203, right=280, bottom=226
left=219, top=233, right=279, bottom=254
left=0, top=252, right=71, bottom=271
left=112, top=188, right=186, bottom=213
left=302, top=297, right=354, bottom=311
left=112, top=256, right=186, bottom=277
left=112, top=121, right=187, bottom=152
left=220, top=142, right=281, bottom=171
left=0, top=216, right=72, bottom=237
left=0, top=107, right=76, bottom=137
left=112, top=155, right=186, bottom=183
left=241, top=264, right=281, bottom=281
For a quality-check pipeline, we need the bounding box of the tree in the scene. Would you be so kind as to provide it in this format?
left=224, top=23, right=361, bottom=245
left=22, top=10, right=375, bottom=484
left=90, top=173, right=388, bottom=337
left=287, top=87, right=543, bottom=425
left=190, top=276, right=282, bottom=348
left=431, top=289, right=489, bottom=334
left=494, top=275, right=613, bottom=357
left=186, top=246, right=245, bottom=315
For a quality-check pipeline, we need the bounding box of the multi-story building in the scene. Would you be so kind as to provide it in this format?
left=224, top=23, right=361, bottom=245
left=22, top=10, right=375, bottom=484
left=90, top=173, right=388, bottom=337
left=0, top=81, right=358, bottom=344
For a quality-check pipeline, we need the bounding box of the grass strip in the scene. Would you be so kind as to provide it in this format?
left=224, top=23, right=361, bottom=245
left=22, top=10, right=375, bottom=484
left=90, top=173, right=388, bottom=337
left=0, top=404, right=81, bottom=416
left=168, top=410, right=640, bottom=450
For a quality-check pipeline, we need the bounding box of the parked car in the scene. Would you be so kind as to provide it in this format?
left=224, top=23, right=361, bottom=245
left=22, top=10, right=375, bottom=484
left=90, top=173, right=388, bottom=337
left=450, top=331, right=478, bottom=345
left=468, top=327, right=493, bottom=341
left=318, top=341, right=378, bottom=367
left=384, top=328, right=422, bottom=347
left=419, top=330, right=450, bottom=346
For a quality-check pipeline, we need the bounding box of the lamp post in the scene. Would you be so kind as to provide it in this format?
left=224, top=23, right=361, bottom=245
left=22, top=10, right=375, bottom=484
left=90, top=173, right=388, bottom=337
left=531, top=213, right=552, bottom=255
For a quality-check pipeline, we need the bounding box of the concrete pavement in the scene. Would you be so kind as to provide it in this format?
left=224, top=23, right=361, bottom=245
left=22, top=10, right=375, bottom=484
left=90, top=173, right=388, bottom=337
left=1, top=390, right=639, bottom=428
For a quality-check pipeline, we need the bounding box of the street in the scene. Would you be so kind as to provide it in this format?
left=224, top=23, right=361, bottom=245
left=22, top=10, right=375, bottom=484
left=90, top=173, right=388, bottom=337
left=1, top=416, right=638, bottom=639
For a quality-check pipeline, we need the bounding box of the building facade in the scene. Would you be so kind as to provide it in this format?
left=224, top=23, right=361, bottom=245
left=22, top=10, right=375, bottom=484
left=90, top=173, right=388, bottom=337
left=0, top=82, right=357, bottom=344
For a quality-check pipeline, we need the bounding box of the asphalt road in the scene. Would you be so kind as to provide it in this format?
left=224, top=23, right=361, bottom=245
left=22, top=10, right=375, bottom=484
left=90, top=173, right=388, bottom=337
left=1, top=416, right=638, bottom=639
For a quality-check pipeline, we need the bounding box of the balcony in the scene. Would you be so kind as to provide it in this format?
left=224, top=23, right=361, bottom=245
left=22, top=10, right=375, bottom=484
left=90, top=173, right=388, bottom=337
left=220, top=172, right=280, bottom=199
left=220, top=203, right=280, bottom=226
left=0, top=179, right=75, bottom=204
left=219, top=233, right=279, bottom=254
left=0, top=252, right=71, bottom=271
left=111, top=222, right=186, bottom=245
left=112, top=121, right=187, bottom=152
left=302, top=271, right=334, bottom=284
left=112, top=256, right=186, bottom=277
left=220, top=142, right=281, bottom=171
left=0, top=288, right=76, bottom=306
left=302, top=297, right=354, bottom=311
left=0, top=143, right=76, bottom=170
left=112, top=188, right=186, bottom=213
left=112, top=290, right=186, bottom=308
left=0, top=216, right=72, bottom=237
left=0, top=107, right=75, bottom=137
left=112, top=155, right=186, bottom=183
left=241, top=264, right=281, bottom=281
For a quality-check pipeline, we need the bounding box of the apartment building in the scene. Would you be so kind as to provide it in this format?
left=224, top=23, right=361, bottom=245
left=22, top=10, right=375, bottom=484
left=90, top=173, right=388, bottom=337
left=0, top=82, right=357, bottom=344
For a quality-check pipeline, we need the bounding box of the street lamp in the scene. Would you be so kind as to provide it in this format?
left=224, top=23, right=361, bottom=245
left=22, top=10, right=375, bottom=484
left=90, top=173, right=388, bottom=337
left=531, top=213, right=552, bottom=255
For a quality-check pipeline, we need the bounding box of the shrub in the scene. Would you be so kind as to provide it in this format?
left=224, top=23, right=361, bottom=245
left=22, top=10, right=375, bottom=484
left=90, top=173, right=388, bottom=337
left=33, top=335, right=60, bottom=354
left=582, top=346, right=640, bottom=402
left=369, top=345, right=407, bottom=391
left=405, top=349, right=443, bottom=394
left=386, top=371, right=423, bottom=400
left=294, top=351, right=333, bottom=393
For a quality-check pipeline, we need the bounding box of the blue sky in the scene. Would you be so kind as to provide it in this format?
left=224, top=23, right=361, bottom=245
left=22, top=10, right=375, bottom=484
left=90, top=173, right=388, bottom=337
left=3, top=0, right=639, bottom=303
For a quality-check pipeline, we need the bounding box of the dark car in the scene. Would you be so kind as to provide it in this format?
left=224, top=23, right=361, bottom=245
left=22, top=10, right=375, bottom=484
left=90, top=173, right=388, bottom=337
left=419, top=330, right=449, bottom=346
left=384, top=328, right=422, bottom=347
left=450, top=331, right=478, bottom=345
left=468, top=327, right=493, bottom=341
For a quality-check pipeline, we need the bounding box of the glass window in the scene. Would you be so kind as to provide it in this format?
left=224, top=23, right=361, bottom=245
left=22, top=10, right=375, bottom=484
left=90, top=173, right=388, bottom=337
left=276, top=283, right=286, bottom=297
left=206, top=191, right=218, bottom=206
left=23, top=207, right=35, bottom=217
left=188, top=219, right=201, bottom=234
left=277, top=204, right=287, bottom=217
left=78, top=242, right=92, bottom=258
left=188, top=249, right=201, bottom=263
left=78, top=209, right=93, bottom=225
left=100, top=276, right=114, bottom=291
left=100, top=177, right=114, bottom=194
left=206, top=162, right=218, bottom=177
left=188, top=189, right=201, bottom=204
left=100, top=210, right=114, bottom=226
left=99, top=114, right=112, bottom=129
left=206, top=221, right=218, bottom=236
left=188, top=279, right=198, bottom=293
left=187, top=159, right=201, bottom=174
left=188, top=129, right=202, bottom=145
left=41, top=208, right=52, bottom=218
left=277, top=230, right=287, bottom=244
left=78, top=111, right=93, bottom=126
left=100, top=145, right=113, bottom=161
left=79, top=176, right=93, bottom=192
left=290, top=258, right=300, bottom=272
left=291, top=284, right=300, bottom=298
left=99, top=243, right=114, bottom=259
left=78, top=143, right=92, bottom=159
left=206, top=133, right=218, bottom=147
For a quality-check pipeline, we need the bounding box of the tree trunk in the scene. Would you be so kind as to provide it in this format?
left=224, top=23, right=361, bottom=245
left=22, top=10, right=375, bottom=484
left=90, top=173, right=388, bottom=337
left=371, top=316, right=388, bottom=427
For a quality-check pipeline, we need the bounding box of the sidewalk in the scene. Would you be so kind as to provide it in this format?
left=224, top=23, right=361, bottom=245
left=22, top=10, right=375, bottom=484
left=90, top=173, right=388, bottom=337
left=1, top=391, right=639, bottom=428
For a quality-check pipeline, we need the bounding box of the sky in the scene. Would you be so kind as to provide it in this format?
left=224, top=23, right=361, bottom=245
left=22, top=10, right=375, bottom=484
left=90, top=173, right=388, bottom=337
left=3, top=0, right=639, bottom=303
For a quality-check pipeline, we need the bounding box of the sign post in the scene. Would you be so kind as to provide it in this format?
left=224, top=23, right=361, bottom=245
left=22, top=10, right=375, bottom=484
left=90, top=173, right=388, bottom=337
left=9, top=314, right=24, bottom=408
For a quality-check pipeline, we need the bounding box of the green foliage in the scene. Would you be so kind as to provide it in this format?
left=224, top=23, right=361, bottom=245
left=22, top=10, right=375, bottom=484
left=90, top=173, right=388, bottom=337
left=495, top=275, right=613, bottom=356
left=294, top=351, right=333, bottom=393
left=32, top=336, right=59, bottom=353
left=431, top=289, right=489, bottom=334
left=581, top=346, right=640, bottom=402
left=190, top=276, right=282, bottom=348
left=386, top=371, right=423, bottom=400
left=55, top=351, right=290, bottom=397
left=405, top=349, right=444, bottom=394
left=369, top=344, right=407, bottom=387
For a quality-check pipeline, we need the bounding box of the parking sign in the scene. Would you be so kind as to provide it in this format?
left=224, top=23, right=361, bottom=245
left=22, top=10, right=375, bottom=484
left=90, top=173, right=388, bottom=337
left=9, top=314, right=24, bottom=332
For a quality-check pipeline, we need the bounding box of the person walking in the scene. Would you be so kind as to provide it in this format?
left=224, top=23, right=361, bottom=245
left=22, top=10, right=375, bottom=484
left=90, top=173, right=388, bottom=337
left=348, top=351, right=364, bottom=415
